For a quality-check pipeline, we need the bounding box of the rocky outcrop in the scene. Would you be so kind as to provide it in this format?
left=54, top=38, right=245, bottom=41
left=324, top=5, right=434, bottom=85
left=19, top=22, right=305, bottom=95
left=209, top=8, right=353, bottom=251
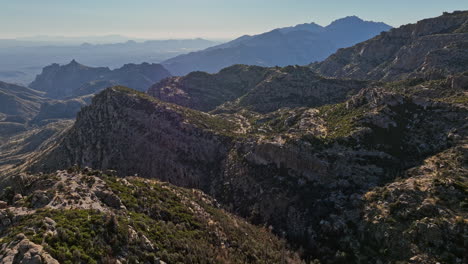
left=313, top=11, right=468, bottom=81
left=1, top=234, right=59, bottom=264
left=30, top=60, right=171, bottom=98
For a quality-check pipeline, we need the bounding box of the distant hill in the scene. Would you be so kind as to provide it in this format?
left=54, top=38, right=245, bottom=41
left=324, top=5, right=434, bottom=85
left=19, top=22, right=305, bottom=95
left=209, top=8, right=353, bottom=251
left=162, top=16, right=392, bottom=75
left=312, top=11, right=468, bottom=81
left=30, top=60, right=171, bottom=98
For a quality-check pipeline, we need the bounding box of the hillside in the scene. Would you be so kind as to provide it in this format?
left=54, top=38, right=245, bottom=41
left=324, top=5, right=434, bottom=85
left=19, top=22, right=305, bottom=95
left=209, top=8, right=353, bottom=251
left=148, top=64, right=371, bottom=113
left=312, top=11, right=468, bottom=81
left=30, top=60, right=171, bottom=98
left=27, top=73, right=467, bottom=262
left=162, top=16, right=391, bottom=75
left=0, top=169, right=300, bottom=263
left=0, top=81, right=89, bottom=176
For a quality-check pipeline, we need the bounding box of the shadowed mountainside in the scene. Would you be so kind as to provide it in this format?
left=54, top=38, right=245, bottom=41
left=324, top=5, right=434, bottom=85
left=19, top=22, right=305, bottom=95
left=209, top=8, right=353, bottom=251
left=162, top=16, right=391, bottom=75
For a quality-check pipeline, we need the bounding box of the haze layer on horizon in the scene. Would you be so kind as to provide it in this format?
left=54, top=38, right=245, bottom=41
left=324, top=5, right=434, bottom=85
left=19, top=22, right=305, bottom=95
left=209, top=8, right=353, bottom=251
left=1, top=0, right=467, bottom=40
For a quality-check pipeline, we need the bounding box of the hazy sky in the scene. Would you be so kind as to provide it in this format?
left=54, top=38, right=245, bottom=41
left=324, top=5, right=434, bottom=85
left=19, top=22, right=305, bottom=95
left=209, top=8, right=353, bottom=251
left=1, top=0, right=467, bottom=39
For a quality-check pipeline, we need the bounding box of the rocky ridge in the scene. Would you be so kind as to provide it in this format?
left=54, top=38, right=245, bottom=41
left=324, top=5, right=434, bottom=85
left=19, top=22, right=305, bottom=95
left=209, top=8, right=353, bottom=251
left=149, top=64, right=371, bottom=113
left=0, top=168, right=300, bottom=263
left=313, top=11, right=468, bottom=81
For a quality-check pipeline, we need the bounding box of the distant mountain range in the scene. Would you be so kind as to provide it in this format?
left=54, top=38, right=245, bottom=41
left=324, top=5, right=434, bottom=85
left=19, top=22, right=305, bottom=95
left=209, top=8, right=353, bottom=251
left=0, top=38, right=217, bottom=85
left=30, top=60, right=171, bottom=98
left=162, top=16, right=392, bottom=75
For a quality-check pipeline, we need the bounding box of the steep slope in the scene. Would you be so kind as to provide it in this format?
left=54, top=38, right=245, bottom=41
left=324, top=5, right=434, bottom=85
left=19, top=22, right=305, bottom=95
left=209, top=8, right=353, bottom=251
left=148, top=64, right=371, bottom=113
left=28, top=79, right=467, bottom=262
left=0, top=169, right=300, bottom=263
left=313, top=11, right=468, bottom=81
left=30, top=60, right=171, bottom=98
left=162, top=17, right=391, bottom=75
left=29, top=87, right=240, bottom=189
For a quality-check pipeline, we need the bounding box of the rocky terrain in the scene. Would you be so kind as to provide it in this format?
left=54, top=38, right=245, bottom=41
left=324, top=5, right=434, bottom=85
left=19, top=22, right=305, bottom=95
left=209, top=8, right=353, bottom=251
left=312, top=11, right=468, bottom=81
left=0, top=168, right=300, bottom=263
left=28, top=71, right=467, bottom=262
left=0, top=11, right=466, bottom=264
left=148, top=64, right=371, bottom=113
left=30, top=60, right=171, bottom=98
left=163, top=16, right=391, bottom=75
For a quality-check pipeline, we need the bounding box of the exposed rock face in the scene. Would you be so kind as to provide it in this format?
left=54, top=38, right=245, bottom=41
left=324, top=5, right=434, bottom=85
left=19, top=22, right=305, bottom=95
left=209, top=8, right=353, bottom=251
left=30, top=87, right=234, bottom=189
left=149, top=64, right=371, bottom=113
left=313, top=11, right=468, bottom=81
left=30, top=60, right=171, bottom=98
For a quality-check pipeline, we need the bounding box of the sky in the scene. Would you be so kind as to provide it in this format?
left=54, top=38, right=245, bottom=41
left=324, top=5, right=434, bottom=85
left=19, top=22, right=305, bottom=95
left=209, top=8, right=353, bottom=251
left=1, top=0, right=467, bottom=40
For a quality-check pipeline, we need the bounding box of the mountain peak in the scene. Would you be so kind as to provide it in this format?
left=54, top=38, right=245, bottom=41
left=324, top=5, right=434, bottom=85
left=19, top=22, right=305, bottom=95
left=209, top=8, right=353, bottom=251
left=327, top=16, right=365, bottom=27
left=68, top=59, right=80, bottom=66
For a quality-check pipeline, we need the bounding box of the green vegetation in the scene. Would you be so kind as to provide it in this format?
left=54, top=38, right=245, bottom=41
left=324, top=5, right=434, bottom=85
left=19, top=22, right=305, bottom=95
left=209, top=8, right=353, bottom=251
left=436, top=94, right=468, bottom=104
left=3, top=209, right=127, bottom=264
left=1, top=173, right=297, bottom=263
left=318, top=103, right=367, bottom=139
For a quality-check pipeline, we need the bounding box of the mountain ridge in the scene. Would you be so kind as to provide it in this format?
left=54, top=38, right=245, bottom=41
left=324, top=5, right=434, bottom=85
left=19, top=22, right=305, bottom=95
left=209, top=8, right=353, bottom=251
left=312, top=11, right=468, bottom=81
left=162, top=16, right=392, bottom=75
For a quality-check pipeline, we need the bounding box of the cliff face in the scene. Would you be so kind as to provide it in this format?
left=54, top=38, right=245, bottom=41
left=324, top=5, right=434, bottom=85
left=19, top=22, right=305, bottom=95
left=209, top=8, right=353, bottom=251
left=29, top=87, right=236, bottom=190
left=30, top=60, right=171, bottom=98
left=313, top=11, right=468, bottom=81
